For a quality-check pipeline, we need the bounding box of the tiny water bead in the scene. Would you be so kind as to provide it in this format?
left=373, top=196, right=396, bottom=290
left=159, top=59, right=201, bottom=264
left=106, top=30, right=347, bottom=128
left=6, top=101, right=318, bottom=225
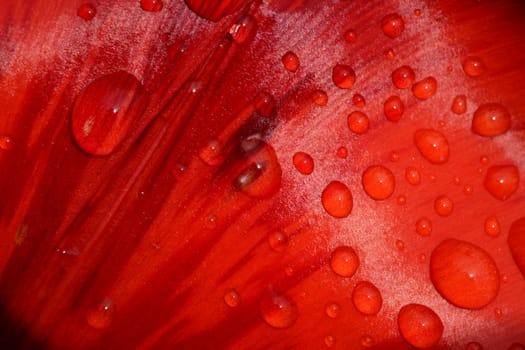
left=77, top=3, right=96, bottom=20
left=416, top=217, right=432, bottom=236
left=414, top=129, right=449, bottom=164
left=397, top=304, right=443, bottom=349
left=224, top=289, right=241, bottom=307
left=396, top=239, right=405, bottom=251
left=483, top=164, right=519, bottom=200
left=0, top=135, right=13, bottom=150
left=466, top=341, right=483, bottom=350
left=484, top=216, right=501, bottom=237
left=344, top=29, right=357, bottom=42
left=412, top=76, right=438, bottom=100
left=381, top=13, right=405, bottom=38
left=71, top=71, right=145, bottom=156
left=322, top=181, right=353, bottom=218
left=330, top=245, right=359, bottom=277
left=397, top=194, right=406, bottom=205
left=347, top=111, right=370, bottom=134
left=293, top=151, right=314, bottom=175
left=352, top=281, right=382, bottom=315
left=259, top=292, right=298, bottom=329
left=360, top=335, right=374, bottom=348
left=312, top=89, right=328, bottom=106
left=508, top=216, right=525, bottom=277
left=434, top=195, right=454, bottom=217
left=405, top=167, right=421, bottom=185
left=325, top=302, right=341, bottom=318
left=324, top=335, right=335, bottom=348
left=389, top=151, right=400, bottom=162
left=229, top=15, right=257, bottom=45
left=332, top=64, right=356, bottom=89
left=140, top=0, right=163, bottom=11
left=392, top=65, right=415, bottom=89
left=268, top=230, right=288, bottom=252
left=451, top=95, right=467, bottom=114
left=385, top=48, right=395, bottom=60
left=430, top=239, right=500, bottom=309
left=336, top=146, right=348, bottom=159
left=352, top=93, right=366, bottom=107
left=282, top=51, right=300, bottom=72
left=254, top=91, right=277, bottom=117
left=462, top=56, right=485, bottom=77
left=362, top=165, right=395, bottom=200
left=384, top=95, right=404, bottom=122
left=472, top=103, right=512, bottom=137
left=85, top=298, right=114, bottom=329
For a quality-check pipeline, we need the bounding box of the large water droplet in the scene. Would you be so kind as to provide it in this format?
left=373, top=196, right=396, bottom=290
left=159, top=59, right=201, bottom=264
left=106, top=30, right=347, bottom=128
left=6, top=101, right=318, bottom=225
left=347, top=111, right=370, bottom=134
left=412, top=77, right=437, bottom=100
left=293, top=152, right=314, bottom=175
left=71, top=71, right=146, bottom=156
left=140, top=0, right=163, bottom=11
left=332, top=64, right=356, bottom=89
left=483, top=165, right=519, bottom=200
left=352, top=281, right=382, bottom=315
left=472, top=103, right=512, bottom=137
left=462, top=56, right=485, bottom=77
left=414, top=129, right=449, bottom=164
left=259, top=292, right=298, bottom=329
left=397, top=303, right=443, bottom=349
left=330, top=245, right=359, bottom=277
left=381, top=13, right=405, bottom=38
left=361, top=165, right=395, bottom=200
left=321, top=181, right=353, bottom=218
left=508, top=216, right=525, bottom=278
left=430, top=239, right=500, bottom=309
left=392, top=65, right=415, bottom=89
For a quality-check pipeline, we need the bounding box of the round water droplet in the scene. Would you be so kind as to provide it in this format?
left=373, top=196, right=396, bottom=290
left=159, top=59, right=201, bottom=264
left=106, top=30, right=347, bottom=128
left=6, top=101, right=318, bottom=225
left=199, top=139, right=224, bottom=166
left=466, top=341, right=483, bottom=350
left=321, top=181, right=353, bottom=218
left=412, top=76, right=438, bottom=100
left=254, top=91, right=276, bottom=117
left=419, top=253, right=427, bottom=263
left=451, top=95, right=467, bottom=115
left=228, top=15, right=257, bottom=45
left=405, top=167, right=421, bottom=185
left=430, top=239, right=500, bottom=309
left=71, top=71, right=146, bottom=156
left=416, top=217, right=432, bottom=236
left=472, top=103, right=511, bottom=137
left=480, top=155, right=489, bottom=164
left=268, top=230, right=288, bottom=252
left=293, top=152, right=314, bottom=175
left=348, top=111, right=370, bottom=134
left=396, top=239, right=405, bottom=251
left=324, top=335, right=335, bottom=348
left=462, top=56, right=485, bottom=77
left=414, top=129, right=449, bottom=164
left=434, top=195, right=454, bottom=217
left=361, top=335, right=374, bottom=348
left=336, top=146, right=348, bottom=159
left=484, top=216, right=500, bottom=237
left=508, top=216, right=525, bottom=278
left=224, top=289, right=241, bottom=307
left=259, top=292, right=298, bottom=329
left=325, top=302, right=341, bottom=318
left=332, top=64, right=356, bottom=89
left=352, top=281, right=382, bottom=315
left=0, top=135, right=13, bottom=150
left=77, top=3, right=96, bottom=20
left=282, top=51, right=300, bottom=72
left=362, top=165, right=395, bottom=200
left=390, top=151, right=400, bottom=162
left=140, top=0, right=163, bottom=11
left=384, top=95, right=404, bottom=122
left=397, top=303, right=443, bottom=349
left=483, top=165, right=519, bottom=200
left=330, top=246, right=359, bottom=277
left=392, top=65, right=415, bottom=89
left=385, top=48, right=395, bottom=60
left=86, top=297, right=114, bottom=329
left=381, top=13, right=405, bottom=38
left=312, top=89, right=328, bottom=106
left=344, top=29, right=357, bottom=42
left=397, top=194, right=406, bottom=205
left=352, top=93, right=366, bottom=107
left=414, top=8, right=422, bottom=16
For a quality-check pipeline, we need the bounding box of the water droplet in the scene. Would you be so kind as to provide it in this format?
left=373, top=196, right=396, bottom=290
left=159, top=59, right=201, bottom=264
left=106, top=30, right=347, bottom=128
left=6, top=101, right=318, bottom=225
left=397, top=195, right=406, bottom=205
left=324, top=335, right=335, bottom=348
left=312, top=89, right=328, bottom=106
left=224, top=289, right=241, bottom=307
left=199, top=139, right=224, bottom=166
left=385, top=48, right=395, bottom=60
left=463, top=184, right=474, bottom=195
left=86, top=297, right=114, bottom=329
left=462, top=56, right=485, bottom=77
left=336, top=146, right=348, bottom=159
left=381, top=13, right=405, bottom=38
left=412, top=76, right=438, bottom=100
left=259, top=292, right=298, bottom=329
left=419, top=253, right=427, bottom=263
left=360, top=335, right=375, bottom=348
left=483, top=165, right=519, bottom=200
left=322, top=181, right=353, bottom=218
left=472, top=103, right=511, bottom=137
left=484, top=216, right=501, bottom=237
left=396, top=239, right=405, bottom=251
left=330, top=246, right=359, bottom=277
left=414, top=8, right=422, bottom=16
left=390, top=151, right=400, bottom=162
left=414, top=129, right=449, bottom=164
left=392, top=65, right=415, bottom=89
left=173, top=163, right=187, bottom=179
left=140, top=0, right=163, bottom=11
left=254, top=91, right=277, bottom=117
left=480, top=155, right=489, bottom=164
left=71, top=71, right=146, bottom=156
left=332, top=64, right=356, bottom=89
left=284, top=266, right=294, bottom=276
left=494, top=307, right=503, bottom=318
left=405, top=167, right=421, bottom=185
left=466, top=341, right=483, bottom=350
left=228, top=15, right=257, bottom=45
left=344, top=29, right=357, bottom=42
left=352, top=281, right=382, bottom=315
left=361, top=165, right=395, bottom=200
left=77, top=3, right=96, bottom=20
left=325, top=302, right=341, bottom=318
left=293, top=151, right=314, bottom=175
left=508, top=217, right=525, bottom=278
left=347, top=111, right=370, bottom=134
left=397, top=303, right=443, bottom=349
left=268, top=230, right=288, bottom=252
left=352, top=93, right=366, bottom=107
left=0, top=135, right=13, bottom=150
left=383, top=95, right=404, bottom=122
left=282, top=51, right=300, bottom=72
left=434, top=195, right=454, bottom=217
left=451, top=95, right=467, bottom=115
left=416, top=217, right=432, bottom=236
left=430, top=239, right=500, bottom=309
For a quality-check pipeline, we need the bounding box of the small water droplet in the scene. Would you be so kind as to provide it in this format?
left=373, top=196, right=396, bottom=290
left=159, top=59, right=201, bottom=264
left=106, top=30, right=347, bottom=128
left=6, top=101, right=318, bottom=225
left=268, top=230, right=288, bottom=252
left=259, top=292, right=298, bottom=329
left=430, top=239, right=500, bottom=309
left=228, top=15, right=257, bottom=45
left=360, top=335, right=375, bottom=348
left=483, top=165, right=519, bottom=200
left=352, top=281, right=382, bottom=315
left=347, top=111, right=370, bottom=134
left=480, top=155, right=489, bottom=164
left=224, top=289, right=241, bottom=307
left=451, top=95, right=467, bottom=115
left=389, top=151, right=400, bottom=162
left=381, top=13, right=405, bottom=38
left=419, top=253, right=427, bottom=263
left=414, top=129, right=449, bottom=164
left=336, top=146, right=348, bottom=159
left=254, top=91, right=277, bottom=117
left=140, top=0, right=163, bottom=11
left=293, top=152, right=314, bottom=175
left=412, top=76, right=438, bottom=100
left=384, top=95, right=404, bottom=122
left=494, top=307, right=503, bottom=318
left=362, top=165, right=395, bottom=200
left=282, top=51, right=300, bottom=72
left=312, top=89, right=328, bottom=106
left=330, top=245, right=359, bottom=277
left=392, top=66, right=415, bottom=89
left=397, top=194, right=406, bottom=205
left=344, top=29, right=357, bottom=42
left=173, top=163, right=187, bottom=179
left=472, top=103, right=511, bottom=137
left=199, top=139, right=224, bottom=166
left=0, top=135, right=13, bottom=150
left=352, top=93, right=366, bottom=107
left=332, top=64, right=356, bottom=89
left=434, top=195, right=454, bottom=217
left=396, top=239, right=405, bottom=251
left=398, top=304, right=443, bottom=349
left=77, top=3, right=96, bottom=20
left=462, top=56, right=485, bottom=77
left=322, top=181, right=353, bottom=218
left=416, top=217, right=432, bottom=236
left=86, top=297, right=114, bottom=329
left=405, top=167, right=421, bottom=185
left=325, top=302, right=341, bottom=319
left=324, top=335, right=335, bottom=348
left=384, top=48, right=395, bottom=60
left=484, top=216, right=501, bottom=237
left=414, top=8, right=422, bottom=16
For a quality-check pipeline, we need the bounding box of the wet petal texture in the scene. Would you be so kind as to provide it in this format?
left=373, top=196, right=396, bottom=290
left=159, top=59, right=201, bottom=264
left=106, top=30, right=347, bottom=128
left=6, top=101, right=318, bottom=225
left=1, top=0, right=525, bottom=349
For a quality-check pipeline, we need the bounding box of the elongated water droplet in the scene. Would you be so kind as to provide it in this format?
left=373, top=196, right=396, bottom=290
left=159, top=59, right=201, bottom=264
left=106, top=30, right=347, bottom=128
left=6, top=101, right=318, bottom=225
left=397, top=303, right=443, bottom=349
left=352, top=281, right=382, bottom=315
left=293, top=152, right=314, bottom=175
left=451, top=95, right=467, bottom=115
left=414, top=129, right=449, bottom=164
left=384, top=95, right=404, bottom=122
